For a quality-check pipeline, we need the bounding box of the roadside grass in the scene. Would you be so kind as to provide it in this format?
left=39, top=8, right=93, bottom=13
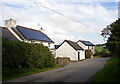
left=3, top=66, right=61, bottom=81
left=90, top=56, right=120, bottom=83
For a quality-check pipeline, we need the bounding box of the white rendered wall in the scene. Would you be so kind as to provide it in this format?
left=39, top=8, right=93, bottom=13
left=32, top=41, right=54, bottom=49
left=80, top=50, right=85, bottom=60
left=76, top=50, right=85, bottom=60
left=77, top=41, right=95, bottom=53
left=77, top=41, right=88, bottom=49
left=56, top=42, right=78, bottom=60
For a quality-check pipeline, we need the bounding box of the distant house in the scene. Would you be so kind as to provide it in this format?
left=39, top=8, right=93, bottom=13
left=56, top=40, right=85, bottom=61
left=77, top=40, right=95, bottom=54
left=1, top=19, right=54, bottom=49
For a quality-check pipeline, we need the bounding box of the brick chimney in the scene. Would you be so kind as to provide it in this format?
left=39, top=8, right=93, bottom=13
left=5, top=19, right=17, bottom=28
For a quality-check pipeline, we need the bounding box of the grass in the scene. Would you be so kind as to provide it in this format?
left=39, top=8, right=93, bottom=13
left=95, top=47, right=104, bottom=53
left=3, top=66, right=61, bottom=81
left=94, top=47, right=110, bottom=56
left=90, top=56, right=120, bottom=83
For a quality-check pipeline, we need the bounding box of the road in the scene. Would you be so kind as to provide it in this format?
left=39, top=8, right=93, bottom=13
left=6, top=57, right=110, bottom=82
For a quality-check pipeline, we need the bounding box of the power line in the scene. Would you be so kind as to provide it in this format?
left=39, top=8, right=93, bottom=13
left=33, top=1, right=100, bottom=32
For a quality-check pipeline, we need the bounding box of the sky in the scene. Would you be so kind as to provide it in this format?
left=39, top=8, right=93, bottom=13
left=0, top=0, right=119, bottom=44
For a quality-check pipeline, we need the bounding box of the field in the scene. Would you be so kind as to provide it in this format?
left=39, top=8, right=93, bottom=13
left=94, top=47, right=110, bottom=56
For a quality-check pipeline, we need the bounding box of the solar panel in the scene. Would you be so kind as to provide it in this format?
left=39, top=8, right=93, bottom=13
left=17, top=27, right=54, bottom=43
left=82, top=41, right=94, bottom=46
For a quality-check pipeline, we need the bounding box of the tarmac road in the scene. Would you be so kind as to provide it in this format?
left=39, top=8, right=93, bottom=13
left=6, top=57, right=110, bottom=82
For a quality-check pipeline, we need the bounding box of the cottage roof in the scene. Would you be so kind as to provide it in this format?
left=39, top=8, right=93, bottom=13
left=66, top=40, right=84, bottom=50
left=13, top=25, right=54, bottom=43
left=58, top=40, right=84, bottom=50
left=54, top=45, right=60, bottom=49
left=1, top=27, right=18, bottom=41
left=78, top=40, right=94, bottom=46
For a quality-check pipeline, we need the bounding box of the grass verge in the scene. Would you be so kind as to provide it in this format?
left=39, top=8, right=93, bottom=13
left=90, top=56, right=120, bottom=83
left=3, top=66, right=61, bottom=81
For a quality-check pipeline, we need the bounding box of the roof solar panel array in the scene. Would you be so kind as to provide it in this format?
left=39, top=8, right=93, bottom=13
left=16, top=26, right=54, bottom=43
left=82, top=41, right=94, bottom=46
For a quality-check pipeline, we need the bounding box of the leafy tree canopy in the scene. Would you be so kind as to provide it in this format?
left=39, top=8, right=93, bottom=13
left=101, top=18, right=120, bottom=55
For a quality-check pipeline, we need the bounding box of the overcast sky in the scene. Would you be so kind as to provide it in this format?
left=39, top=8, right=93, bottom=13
left=0, top=0, right=119, bottom=44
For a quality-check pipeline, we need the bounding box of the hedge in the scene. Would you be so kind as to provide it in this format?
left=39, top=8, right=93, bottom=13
left=2, top=39, right=56, bottom=69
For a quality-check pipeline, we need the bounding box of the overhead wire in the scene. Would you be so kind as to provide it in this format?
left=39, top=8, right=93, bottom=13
left=33, top=1, right=101, bottom=32
left=2, top=0, right=101, bottom=32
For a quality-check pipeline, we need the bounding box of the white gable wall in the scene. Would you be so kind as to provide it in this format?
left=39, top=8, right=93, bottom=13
left=77, top=41, right=95, bottom=54
left=56, top=42, right=78, bottom=60
left=77, top=41, right=88, bottom=49
left=80, top=50, right=85, bottom=60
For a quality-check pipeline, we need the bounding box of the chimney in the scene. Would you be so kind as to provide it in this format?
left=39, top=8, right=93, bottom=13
left=40, top=27, right=45, bottom=33
left=5, top=19, right=17, bottom=28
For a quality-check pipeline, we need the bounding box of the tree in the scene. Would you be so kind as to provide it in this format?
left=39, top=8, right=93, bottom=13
left=101, top=18, right=120, bottom=56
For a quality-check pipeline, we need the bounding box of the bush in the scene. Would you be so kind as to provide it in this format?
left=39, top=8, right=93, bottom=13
left=85, top=50, right=93, bottom=58
left=2, top=39, right=56, bottom=69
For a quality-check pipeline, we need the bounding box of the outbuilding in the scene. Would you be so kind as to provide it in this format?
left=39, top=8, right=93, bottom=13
left=56, top=40, right=85, bottom=61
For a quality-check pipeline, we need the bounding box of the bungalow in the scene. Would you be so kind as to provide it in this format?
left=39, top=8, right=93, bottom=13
left=56, top=40, right=85, bottom=61
left=1, top=19, right=54, bottom=49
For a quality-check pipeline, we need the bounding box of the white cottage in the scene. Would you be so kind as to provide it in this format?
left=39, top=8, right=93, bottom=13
left=56, top=40, right=85, bottom=61
left=2, top=19, right=54, bottom=49
left=77, top=40, right=95, bottom=54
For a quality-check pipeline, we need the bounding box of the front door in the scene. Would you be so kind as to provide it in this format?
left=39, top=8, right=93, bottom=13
left=78, top=52, right=80, bottom=60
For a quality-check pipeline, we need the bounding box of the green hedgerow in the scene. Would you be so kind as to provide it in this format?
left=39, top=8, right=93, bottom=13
left=2, top=39, right=56, bottom=77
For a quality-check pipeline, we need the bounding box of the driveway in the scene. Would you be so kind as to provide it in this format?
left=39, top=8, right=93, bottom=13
left=6, top=57, right=110, bottom=82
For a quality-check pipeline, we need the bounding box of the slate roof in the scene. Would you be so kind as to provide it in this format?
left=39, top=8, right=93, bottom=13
left=66, top=40, right=84, bottom=50
left=13, top=25, right=54, bottom=43
left=54, top=45, right=60, bottom=49
left=1, top=27, right=18, bottom=41
left=78, top=40, right=94, bottom=46
left=58, top=40, right=84, bottom=50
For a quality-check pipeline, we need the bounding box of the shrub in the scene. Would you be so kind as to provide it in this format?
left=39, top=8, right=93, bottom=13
left=2, top=39, right=56, bottom=69
left=85, top=50, right=93, bottom=58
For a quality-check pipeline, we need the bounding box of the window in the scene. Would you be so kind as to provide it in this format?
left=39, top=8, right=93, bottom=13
left=48, top=43, right=50, bottom=47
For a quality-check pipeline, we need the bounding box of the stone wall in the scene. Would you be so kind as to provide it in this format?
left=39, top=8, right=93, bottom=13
left=56, top=57, right=70, bottom=66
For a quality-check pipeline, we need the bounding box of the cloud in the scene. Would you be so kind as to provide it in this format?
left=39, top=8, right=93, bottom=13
left=0, top=0, right=118, bottom=44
